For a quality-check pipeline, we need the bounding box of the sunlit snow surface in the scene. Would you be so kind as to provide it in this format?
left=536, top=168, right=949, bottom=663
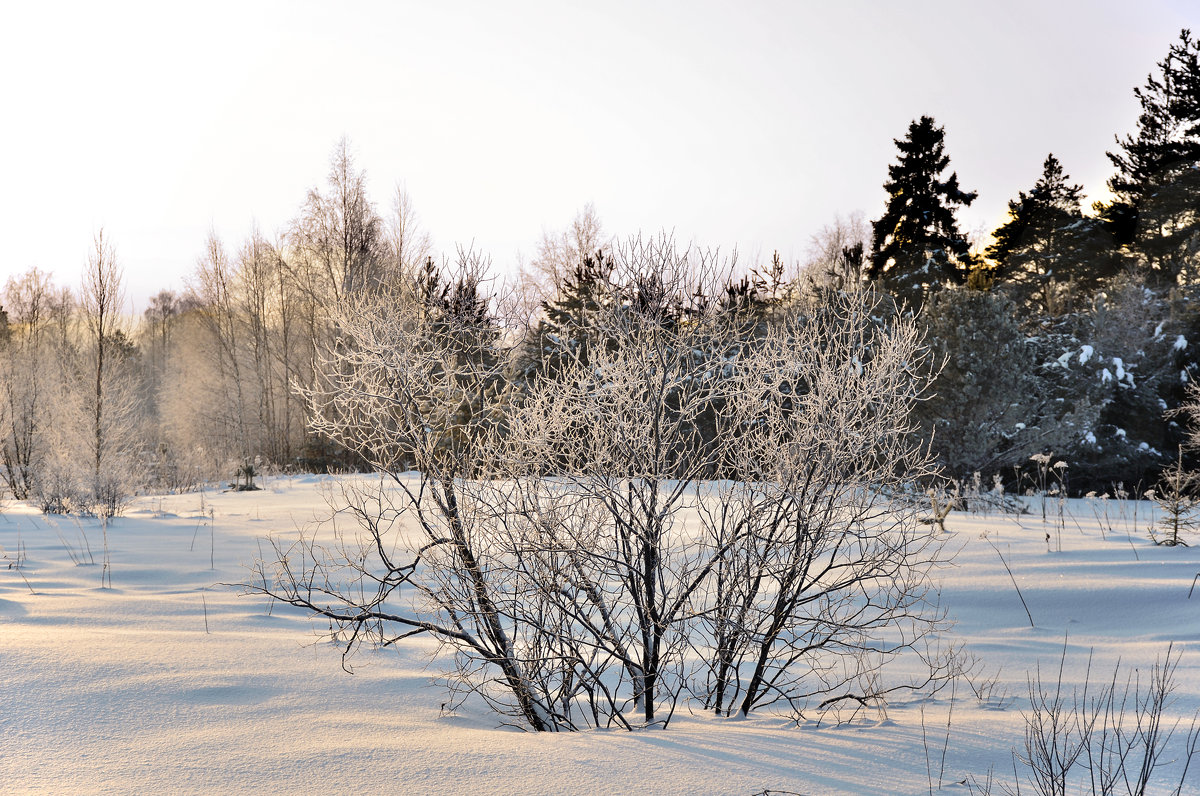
left=2, top=476, right=1198, bottom=795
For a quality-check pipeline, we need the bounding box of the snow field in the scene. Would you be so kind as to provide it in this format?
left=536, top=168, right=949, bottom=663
left=1, top=475, right=1198, bottom=795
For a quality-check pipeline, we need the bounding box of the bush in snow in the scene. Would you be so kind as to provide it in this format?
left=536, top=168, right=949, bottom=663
left=991, top=644, right=1200, bottom=796
left=914, top=287, right=1095, bottom=480
left=249, top=244, right=950, bottom=730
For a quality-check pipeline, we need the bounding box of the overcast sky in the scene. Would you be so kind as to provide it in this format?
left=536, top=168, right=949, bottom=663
left=2, top=0, right=1196, bottom=310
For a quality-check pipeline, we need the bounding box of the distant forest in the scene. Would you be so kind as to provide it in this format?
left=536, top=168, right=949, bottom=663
left=3, top=28, right=1200, bottom=513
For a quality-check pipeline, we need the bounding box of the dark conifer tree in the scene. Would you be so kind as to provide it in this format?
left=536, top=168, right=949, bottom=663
left=410, top=256, right=501, bottom=467
left=1107, top=29, right=1200, bottom=210
left=519, top=250, right=615, bottom=385
left=988, top=155, right=1123, bottom=315
left=868, top=115, right=977, bottom=304
left=987, top=154, right=1083, bottom=269
left=1103, top=28, right=1200, bottom=273
left=838, top=242, right=865, bottom=286
left=913, top=288, right=1097, bottom=478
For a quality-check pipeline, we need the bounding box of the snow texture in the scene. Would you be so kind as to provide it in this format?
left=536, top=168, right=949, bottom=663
left=1, top=476, right=1198, bottom=795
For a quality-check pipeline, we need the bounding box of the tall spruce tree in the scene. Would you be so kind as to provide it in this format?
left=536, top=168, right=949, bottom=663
left=988, top=154, right=1122, bottom=315
left=1104, top=29, right=1200, bottom=278
left=868, top=115, right=977, bottom=304
left=988, top=154, right=1083, bottom=269
left=1108, top=29, right=1200, bottom=210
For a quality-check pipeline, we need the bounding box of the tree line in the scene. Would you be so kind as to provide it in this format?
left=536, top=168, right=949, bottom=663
left=3, top=29, right=1200, bottom=511
left=839, top=29, right=1200, bottom=492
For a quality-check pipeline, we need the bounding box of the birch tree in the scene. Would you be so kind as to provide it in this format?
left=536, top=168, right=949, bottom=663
left=0, top=268, right=61, bottom=499
left=76, top=232, right=145, bottom=515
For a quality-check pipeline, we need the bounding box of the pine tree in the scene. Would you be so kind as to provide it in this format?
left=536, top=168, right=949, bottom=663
left=1063, top=271, right=1190, bottom=492
left=868, top=116, right=978, bottom=304
left=411, top=256, right=502, bottom=469
left=519, top=250, right=615, bottom=385
left=988, top=154, right=1122, bottom=315
left=988, top=154, right=1083, bottom=268
left=1104, top=28, right=1200, bottom=276
left=913, top=287, right=1096, bottom=478
left=1108, top=29, right=1200, bottom=210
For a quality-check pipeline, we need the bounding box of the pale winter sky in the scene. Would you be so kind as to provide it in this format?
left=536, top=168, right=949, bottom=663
left=1, top=0, right=1196, bottom=310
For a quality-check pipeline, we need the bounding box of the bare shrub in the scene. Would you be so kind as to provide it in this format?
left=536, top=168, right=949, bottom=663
left=695, top=287, right=948, bottom=720
left=1008, top=644, right=1199, bottom=796
left=248, top=241, right=947, bottom=730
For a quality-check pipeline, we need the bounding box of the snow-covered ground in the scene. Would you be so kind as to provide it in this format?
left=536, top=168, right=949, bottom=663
left=2, top=476, right=1198, bottom=795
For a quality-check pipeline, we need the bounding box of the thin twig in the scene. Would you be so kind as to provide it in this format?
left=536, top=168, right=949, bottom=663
left=939, top=679, right=956, bottom=789
left=10, top=557, right=36, bottom=594
left=921, top=704, right=934, bottom=796
left=987, top=539, right=1034, bottom=628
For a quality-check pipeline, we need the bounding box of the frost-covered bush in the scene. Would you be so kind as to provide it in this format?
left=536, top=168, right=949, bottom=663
left=251, top=248, right=949, bottom=731
left=32, top=460, right=86, bottom=515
